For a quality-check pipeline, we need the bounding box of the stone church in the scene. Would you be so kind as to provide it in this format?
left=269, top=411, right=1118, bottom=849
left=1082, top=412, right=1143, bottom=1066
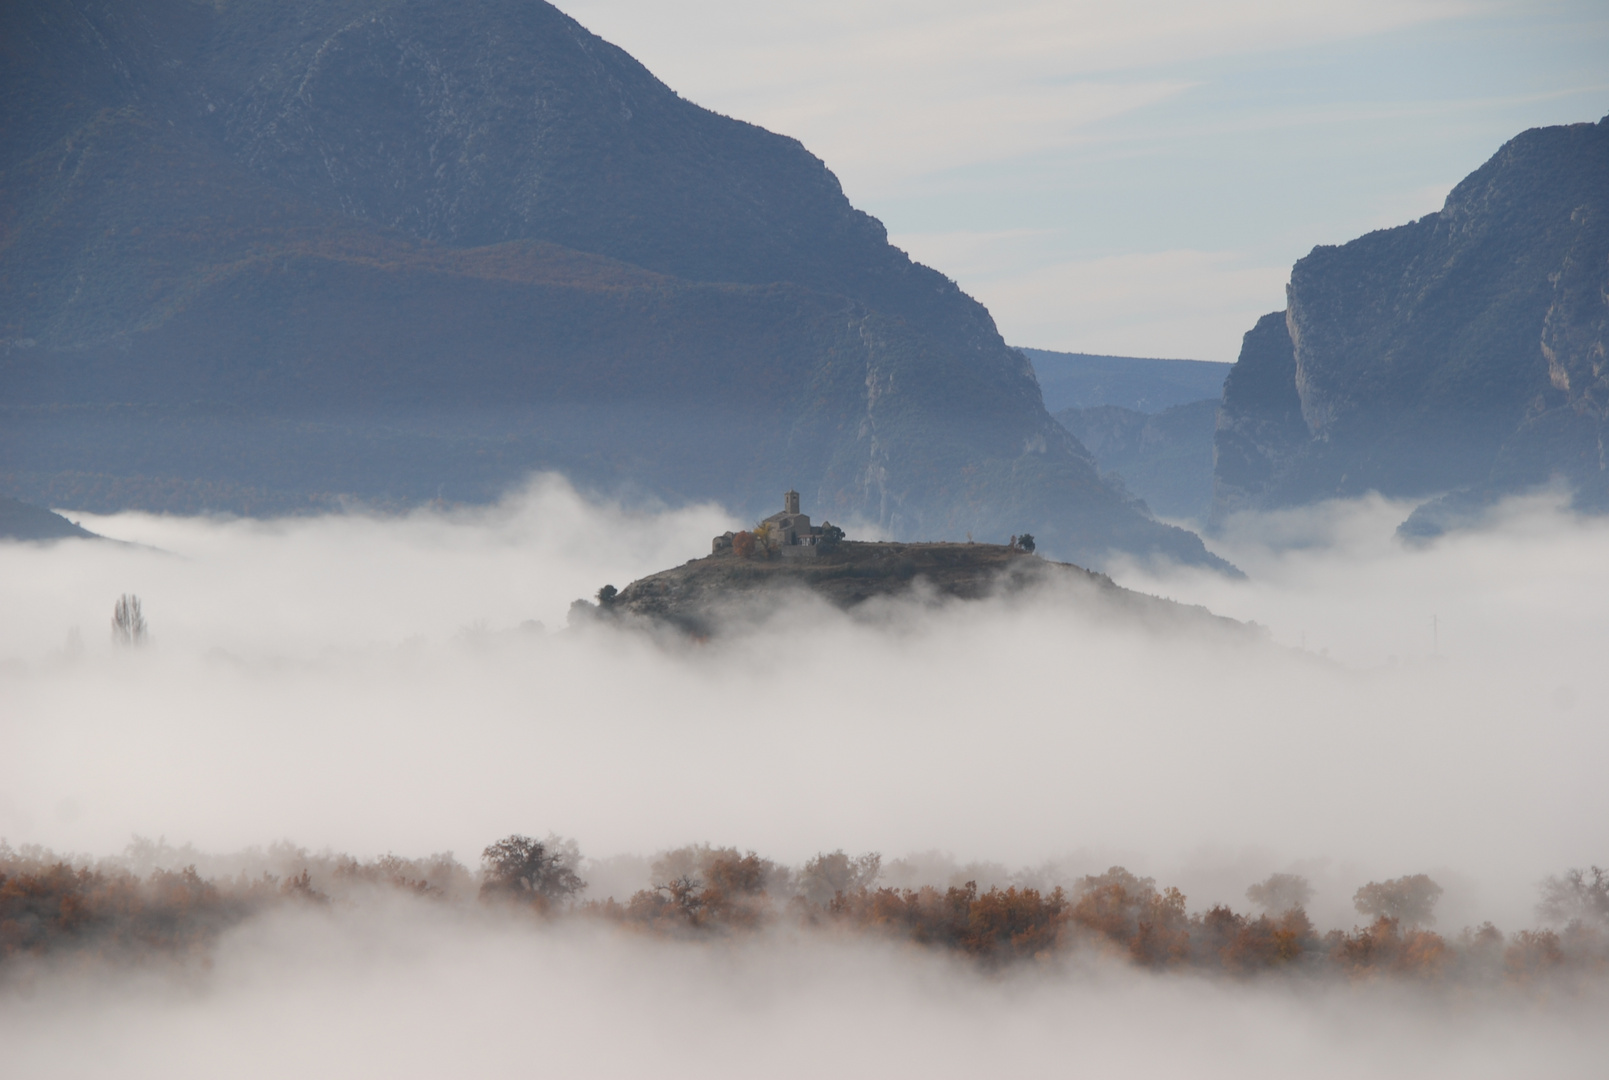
left=712, top=491, right=830, bottom=557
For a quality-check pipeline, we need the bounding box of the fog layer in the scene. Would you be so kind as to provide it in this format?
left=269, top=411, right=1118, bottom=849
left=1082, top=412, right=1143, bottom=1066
left=2, top=479, right=1605, bottom=931
left=2, top=902, right=1604, bottom=1080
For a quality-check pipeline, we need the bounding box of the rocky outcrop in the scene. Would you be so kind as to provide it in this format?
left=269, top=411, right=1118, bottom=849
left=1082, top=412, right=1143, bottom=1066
left=1209, top=116, right=1609, bottom=528
left=0, top=0, right=1226, bottom=571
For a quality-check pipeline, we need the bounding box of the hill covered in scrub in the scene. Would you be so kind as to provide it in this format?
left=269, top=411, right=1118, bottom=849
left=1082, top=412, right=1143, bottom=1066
left=0, top=0, right=1224, bottom=572
left=578, top=540, right=1247, bottom=638
left=1212, top=116, right=1609, bottom=531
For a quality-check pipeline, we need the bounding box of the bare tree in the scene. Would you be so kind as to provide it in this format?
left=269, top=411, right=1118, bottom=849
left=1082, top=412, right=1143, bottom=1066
left=111, top=594, right=148, bottom=647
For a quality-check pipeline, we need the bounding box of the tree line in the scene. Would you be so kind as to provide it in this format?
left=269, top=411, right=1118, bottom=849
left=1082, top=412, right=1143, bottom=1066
left=3, top=837, right=1604, bottom=987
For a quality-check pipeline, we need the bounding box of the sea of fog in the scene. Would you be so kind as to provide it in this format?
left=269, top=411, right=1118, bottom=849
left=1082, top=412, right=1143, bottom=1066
left=2, top=475, right=1606, bottom=1076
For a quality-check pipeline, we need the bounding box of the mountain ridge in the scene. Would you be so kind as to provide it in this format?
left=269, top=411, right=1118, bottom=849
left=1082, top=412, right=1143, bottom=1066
left=1, top=0, right=1230, bottom=572
left=1211, top=115, right=1609, bottom=527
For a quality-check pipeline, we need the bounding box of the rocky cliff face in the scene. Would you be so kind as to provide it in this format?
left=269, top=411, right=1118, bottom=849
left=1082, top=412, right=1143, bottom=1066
left=1211, top=116, right=1609, bottom=527
left=0, top=0, right=1225, bottom=570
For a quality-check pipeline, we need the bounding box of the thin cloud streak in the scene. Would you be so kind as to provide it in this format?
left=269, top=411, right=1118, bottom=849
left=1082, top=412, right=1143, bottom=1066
left=561, top=0, right=1474, bottom=194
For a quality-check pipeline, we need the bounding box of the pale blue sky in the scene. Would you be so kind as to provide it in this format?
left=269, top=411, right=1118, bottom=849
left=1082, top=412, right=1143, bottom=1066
left=560, top=0, right=1608, bottom=361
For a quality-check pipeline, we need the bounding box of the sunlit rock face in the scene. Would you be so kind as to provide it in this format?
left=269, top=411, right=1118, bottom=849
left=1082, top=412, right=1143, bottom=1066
left=0, top=0, right=1224, bottom=571
left=1210, top=116, right=1609, bottom=531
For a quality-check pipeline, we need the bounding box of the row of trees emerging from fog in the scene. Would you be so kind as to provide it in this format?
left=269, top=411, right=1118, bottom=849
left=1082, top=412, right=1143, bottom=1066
left=3, top=837, right=1605, bottom=987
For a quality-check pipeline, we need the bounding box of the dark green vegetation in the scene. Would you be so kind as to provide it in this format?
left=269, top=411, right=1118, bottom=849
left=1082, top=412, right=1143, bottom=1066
left=0, top=495, right=97, bottom=541
left=1021, top=349, right=1230, bottom=413
left=1055, top=400, right=1218, bottom=523
left=4, top=839, right=1604, bottom=987
left=581, top=540, right=1246, bottom=637
left=1211, top=117, right=1609, bottom=530
left=0, top=0, right=1225, bottom=571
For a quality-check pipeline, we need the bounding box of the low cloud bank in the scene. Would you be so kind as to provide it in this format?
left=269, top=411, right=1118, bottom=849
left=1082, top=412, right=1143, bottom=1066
left=4, top=900, right=1602, bottom=1079
left=2, top=477, right=1606, bottom=1073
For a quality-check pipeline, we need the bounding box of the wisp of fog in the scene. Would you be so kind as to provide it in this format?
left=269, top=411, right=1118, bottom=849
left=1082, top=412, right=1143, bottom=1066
left=1, top=475, right=1605, bottom=1076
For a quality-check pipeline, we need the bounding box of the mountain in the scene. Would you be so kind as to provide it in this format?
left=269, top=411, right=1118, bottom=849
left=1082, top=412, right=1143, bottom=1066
left=583, top=540, right=1250, bottom=640
left=1212, top=116, right=1609, bottom=528
left=0, top=496, right=98, bottom=542
left=1020, top=349, right=1230, bottom=413
left=0, top=0, right=1229, bottom=571
left=1054, top=400, right=1217, bottom=524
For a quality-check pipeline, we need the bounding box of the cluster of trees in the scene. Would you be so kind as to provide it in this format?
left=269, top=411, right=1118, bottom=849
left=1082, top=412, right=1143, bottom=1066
left=2, top=858, right=295, bottom=963
left=583, top=855, right=1608, bottom=982
left=0, top=841, right=472, bottom=964
left=6, top=838, right=1606, bottom=987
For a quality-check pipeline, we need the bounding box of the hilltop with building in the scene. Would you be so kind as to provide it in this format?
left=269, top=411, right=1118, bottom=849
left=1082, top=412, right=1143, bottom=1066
left=575, top=492, right=1248, bottom=639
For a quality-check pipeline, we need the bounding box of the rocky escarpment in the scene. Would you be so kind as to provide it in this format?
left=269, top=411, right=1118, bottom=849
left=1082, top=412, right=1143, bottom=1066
left=0, top=0, right=1226, bottom=571
left=580, top=541, right=1249, bottom=638
left=1210, top=116, right=1609, bottom=529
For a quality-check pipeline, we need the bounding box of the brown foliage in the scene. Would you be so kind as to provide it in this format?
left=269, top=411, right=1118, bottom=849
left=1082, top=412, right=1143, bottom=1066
left=615, top=847, right=777, bottom=934
left=1, top=862, right=250, bottom=961
left=7, top=838, right=1609, bottom=989
left=1066, top=867, right=1189, bottom=967
left=1330, top=917, right=1448, bottom=978
left=829, top=881, right=1068, bottom=962
left=731, top=530, right=756, bottom=558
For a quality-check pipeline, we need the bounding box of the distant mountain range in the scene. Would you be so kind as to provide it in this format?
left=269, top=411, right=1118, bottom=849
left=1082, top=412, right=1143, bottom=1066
left=1213, top=116, right=1609, bottom=532
left=1019, top=350, right=1228, bottom=413
left=1015, top=351, right=1223, bottom=525
left=1054, top=401, right=1217, bottom=524
left=0, top=0, right=1228, bottom=572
